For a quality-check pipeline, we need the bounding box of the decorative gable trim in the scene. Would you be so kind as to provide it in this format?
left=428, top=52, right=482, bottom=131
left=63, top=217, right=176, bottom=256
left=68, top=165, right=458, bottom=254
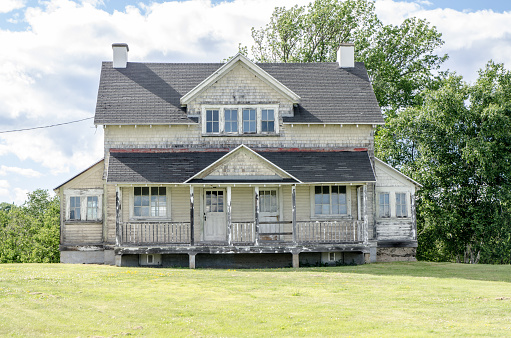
left=184, top=145, right=302, bottom=183
left=179, top=54, right=301, bottom=106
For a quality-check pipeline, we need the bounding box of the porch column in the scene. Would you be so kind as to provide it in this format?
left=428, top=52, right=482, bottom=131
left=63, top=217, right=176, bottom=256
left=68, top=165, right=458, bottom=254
left=227, top=186, right=232, bottom=245
left=189, top=253, right=196, bottom=269
left=190, top=186, right=194, bottom=245
left=254, top=186, right=260, bottom=246
left=115, top=186, right=121, bottom=246
left=292, top=253, right=300, bottom=268
left=363, top=184, right=368, bottom=244
left=292, top=185, right=297, bottom=244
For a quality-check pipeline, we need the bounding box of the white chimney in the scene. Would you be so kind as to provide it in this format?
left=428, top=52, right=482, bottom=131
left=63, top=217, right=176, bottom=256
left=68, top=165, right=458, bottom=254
left=337, top=43, right=354, bottom=68
left=112, top=43, right=129, bottom=68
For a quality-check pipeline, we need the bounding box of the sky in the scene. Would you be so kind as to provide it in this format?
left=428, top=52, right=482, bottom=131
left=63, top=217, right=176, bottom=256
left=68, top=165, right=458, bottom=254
left=0, top=0, right=510, bottom=204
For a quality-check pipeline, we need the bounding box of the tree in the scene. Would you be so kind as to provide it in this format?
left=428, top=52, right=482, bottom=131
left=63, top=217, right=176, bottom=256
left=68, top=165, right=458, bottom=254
left=0, top=189, right=60, bottom=263
left=248, top=0, right=447, bottom=111
left=386, top=62, right=511, bottom=263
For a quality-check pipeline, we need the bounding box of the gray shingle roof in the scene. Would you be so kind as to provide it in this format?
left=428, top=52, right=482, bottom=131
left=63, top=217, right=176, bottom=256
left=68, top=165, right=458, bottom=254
left=107, top=149, right=375, bottom=183
left=94, top=61, right=383, bottom=125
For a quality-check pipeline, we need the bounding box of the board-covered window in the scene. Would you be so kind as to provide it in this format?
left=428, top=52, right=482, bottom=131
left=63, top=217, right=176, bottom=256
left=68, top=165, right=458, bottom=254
left=314, top=186, right=347, bottom=215
left=396, top=192, right=408, bottom=217
left=379, top=192, right=390, bottom=218
left=134, top=187, right=167, bottom=217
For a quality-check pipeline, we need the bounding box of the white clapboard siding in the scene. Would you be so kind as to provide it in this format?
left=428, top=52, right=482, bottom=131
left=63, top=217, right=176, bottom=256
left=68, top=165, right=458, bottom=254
left=63, top=223, right=103, bottom=243
left=376, top=221, right=413, bottom=240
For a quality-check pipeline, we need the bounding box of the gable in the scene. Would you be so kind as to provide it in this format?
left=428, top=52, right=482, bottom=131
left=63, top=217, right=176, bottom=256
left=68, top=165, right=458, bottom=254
left=55, top=159, right=104, bottom=191
left=374, top=158, right=420, bottom=188
left=191, top=146, right=295, bottom=182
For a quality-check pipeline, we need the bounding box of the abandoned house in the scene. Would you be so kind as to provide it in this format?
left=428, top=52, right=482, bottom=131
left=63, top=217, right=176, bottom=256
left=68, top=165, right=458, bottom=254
left=54, top=43, right=420, bottom=268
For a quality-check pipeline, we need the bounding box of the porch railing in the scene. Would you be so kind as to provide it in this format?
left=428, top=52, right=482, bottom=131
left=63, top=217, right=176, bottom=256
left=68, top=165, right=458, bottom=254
left=121, top=222, right=190, bottom=245
left=120, top=220, right=364, bottom=245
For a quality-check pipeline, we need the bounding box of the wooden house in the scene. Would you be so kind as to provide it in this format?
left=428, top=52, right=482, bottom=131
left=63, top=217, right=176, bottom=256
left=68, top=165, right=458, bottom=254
left=55, top=43, right=419, bottom=268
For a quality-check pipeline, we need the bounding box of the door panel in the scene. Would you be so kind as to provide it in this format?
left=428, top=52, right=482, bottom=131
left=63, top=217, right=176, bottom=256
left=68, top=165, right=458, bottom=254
left=259, top=189, right=280, bottom=240
left=204, top=190, right=226, bottom=241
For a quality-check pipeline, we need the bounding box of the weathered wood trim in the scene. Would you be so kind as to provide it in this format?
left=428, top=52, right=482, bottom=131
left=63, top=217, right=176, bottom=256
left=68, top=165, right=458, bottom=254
left=363, top=184, right=368, bottom=244
left=115, top=186, right=121, bottom=246
left=254, top=186, right=259, bottom=246
left=190, top=186, right=195, bottom=245
left=411, top=193, right=417, bottom=240
left=227, top=186, right=232, bottom=246
left=292, top=185, right=297, bottom=244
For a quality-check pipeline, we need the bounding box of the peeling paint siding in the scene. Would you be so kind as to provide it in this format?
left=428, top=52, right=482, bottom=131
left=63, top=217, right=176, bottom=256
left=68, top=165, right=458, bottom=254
left=103, top=124, right=373, bottom=154
left=186, top=63, right=294, bottom=117
left=62, top=223, right=102, bottom=243
left=231, top=188, right=254, bottom=222
left=376, top=221, right=413, bottom=240
left=172, top=187, right=190, bottom=222
left=105, top=184, right=116, bottom=243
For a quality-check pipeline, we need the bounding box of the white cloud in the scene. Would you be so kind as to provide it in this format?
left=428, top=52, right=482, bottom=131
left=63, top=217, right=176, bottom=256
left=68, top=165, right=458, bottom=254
left=0, top=0, right=25, bottom=13
left=0, top=181, right=27, bottom=205
left=0, top=165, right=42, bottom=178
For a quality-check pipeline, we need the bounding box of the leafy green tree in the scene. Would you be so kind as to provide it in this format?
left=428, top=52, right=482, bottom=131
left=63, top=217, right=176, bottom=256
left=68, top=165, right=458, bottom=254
left=248, top=0, right=447, bottom=110
left=0, top=189, right=60, bottom=263
left=386, top=62, right=511, bottom=263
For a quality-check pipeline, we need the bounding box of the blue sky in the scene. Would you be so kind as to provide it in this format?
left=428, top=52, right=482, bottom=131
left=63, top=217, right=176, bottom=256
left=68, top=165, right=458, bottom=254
left=0, top=0, right=510, bottom=204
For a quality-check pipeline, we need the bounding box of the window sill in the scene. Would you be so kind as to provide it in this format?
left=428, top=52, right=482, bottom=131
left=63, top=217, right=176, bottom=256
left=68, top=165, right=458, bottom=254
left=310, top=215, right=352, bottom=221
left=64, top=220, right=103, bottom=224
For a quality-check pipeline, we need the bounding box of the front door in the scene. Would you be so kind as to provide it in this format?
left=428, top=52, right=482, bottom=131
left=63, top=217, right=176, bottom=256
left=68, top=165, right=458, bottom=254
left=259, top=189, right=280, bottom=240
left=204, top=189, right=226, bottom=241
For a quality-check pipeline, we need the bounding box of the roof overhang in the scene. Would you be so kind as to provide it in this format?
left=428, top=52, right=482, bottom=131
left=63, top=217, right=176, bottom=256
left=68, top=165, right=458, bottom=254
left=179, top=54, right=301, bottom=106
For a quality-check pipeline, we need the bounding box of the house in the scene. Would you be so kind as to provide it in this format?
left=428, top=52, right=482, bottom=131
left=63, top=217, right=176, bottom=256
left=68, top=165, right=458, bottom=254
left=54, top=43, right=419, bottom=268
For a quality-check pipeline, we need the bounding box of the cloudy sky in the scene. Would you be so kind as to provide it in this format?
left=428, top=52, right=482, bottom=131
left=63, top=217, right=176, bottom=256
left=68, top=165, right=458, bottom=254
left=0, top=0, right=510, bottom=204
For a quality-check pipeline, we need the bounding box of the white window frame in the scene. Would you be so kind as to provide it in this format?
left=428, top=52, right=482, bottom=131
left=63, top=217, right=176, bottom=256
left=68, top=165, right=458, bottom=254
left=129, top=186, right=171, bottom=220
left=375, top=189, right=412, bottom=219
left=201, top=105, right=279, bottom=135
left=310, top=185, right=352, bottom=219
left=378, top=192, right=390, bottom=218
left=395, top=192, right=408, bottom=218
left=64, top=189, right=103, bottom=222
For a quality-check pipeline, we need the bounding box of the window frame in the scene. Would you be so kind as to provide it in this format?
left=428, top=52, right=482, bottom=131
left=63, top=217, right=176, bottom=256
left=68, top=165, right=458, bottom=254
left=201, top=105, right=279, bottom=136
left=395, top=192, right=408, bottom=218
left=64, top=189, right=103, bottom=222
left=310, top=185, right=351, bottom=219
left=378, top=192, right=390, bottom=218
left=130, top=186, right=171, bottom=220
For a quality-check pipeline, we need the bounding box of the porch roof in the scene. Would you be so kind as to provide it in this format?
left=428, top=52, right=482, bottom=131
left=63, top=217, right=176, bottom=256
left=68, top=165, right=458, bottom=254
left=107, top=149, right=375, bottom=184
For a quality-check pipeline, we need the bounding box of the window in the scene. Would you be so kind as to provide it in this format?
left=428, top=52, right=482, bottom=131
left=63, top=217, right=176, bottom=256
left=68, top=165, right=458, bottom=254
left=396, top=193, right=408, bottom=217
left=224, top=109, right=238, bottom=133
left=314, top=186, right=347, bottom=215
left=243, top=108, right=256, bottom=133
left=260, top=190, right=278, bottom=213
left=261, top=109, right=275, bottom=133
left=134, top=187, right=167, bottom=217
left=87, top=196, right=99, bottom=220
left=206, top=109, right=219, bottom=133
left=205, top=191, right=223, bottom=212
left=69, top=196, right=81, bottom=220
left=379, top=193, right=390, bottom=218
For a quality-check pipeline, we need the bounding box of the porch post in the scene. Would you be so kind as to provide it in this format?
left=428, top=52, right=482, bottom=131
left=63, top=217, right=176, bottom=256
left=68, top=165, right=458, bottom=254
left=190, top=185, right=194, bottom=245
left=292, top=185, right=297, bottom=244
left=363, top=184, right=368, bottom=244
left=254, top=186, right=260, bottom=246
left=115, top=186, right=121, bottom=246
left=227, top=186, right=232, bottom=245
left=189, top=253, right=196, bottom=269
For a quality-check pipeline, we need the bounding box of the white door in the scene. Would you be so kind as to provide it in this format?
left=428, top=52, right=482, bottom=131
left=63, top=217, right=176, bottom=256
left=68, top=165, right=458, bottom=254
left=259, top=189, right=280, bottom=240
left=204, top=190, right=226, bottom=241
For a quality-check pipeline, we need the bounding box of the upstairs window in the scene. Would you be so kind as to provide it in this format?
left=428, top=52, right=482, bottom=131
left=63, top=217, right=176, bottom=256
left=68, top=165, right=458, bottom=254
left=224, top=109, right=238, bottom=133
left=261, top=109, right=275, bottom=133
left=396, top=193, right=408, bottom=218
left=206, top=109, right=219, bottom=133
left=243, top=108, right=256, bottom=133
left=314, top=186, right=347, bottom=215
left=134, top=187, right=167, bottom=218
left=202, top=105, right=278, bottom=135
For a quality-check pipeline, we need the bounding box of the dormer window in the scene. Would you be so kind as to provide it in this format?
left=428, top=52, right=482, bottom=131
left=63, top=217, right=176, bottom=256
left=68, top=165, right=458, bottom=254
left=202, top=105, right=278, bottom=136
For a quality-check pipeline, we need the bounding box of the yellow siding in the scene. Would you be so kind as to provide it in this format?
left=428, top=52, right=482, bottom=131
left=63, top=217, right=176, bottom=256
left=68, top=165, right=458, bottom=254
left=231, top=188, right=254, bottom=222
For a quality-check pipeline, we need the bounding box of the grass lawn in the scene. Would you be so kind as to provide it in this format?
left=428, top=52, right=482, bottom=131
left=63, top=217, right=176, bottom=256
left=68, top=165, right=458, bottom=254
left=0, top=262, right=510, bottom=337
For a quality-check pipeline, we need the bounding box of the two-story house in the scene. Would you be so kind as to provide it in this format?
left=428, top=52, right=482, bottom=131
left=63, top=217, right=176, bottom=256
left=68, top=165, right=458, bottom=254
left=55, top=43, right=419, bottom=268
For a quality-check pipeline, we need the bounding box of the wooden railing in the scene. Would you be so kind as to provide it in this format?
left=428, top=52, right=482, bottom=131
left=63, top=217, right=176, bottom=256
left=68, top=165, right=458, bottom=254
left=296, top=220, right=364, bottom=243
left=120, top=220, right=365, bottom=245
left=121, top=222, right=190, bottom=245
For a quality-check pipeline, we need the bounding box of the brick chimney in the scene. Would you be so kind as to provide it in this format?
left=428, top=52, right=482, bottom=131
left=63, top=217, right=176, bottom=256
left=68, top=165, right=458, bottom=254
left=112, top=43, right=129, bottom=68
left=337, top=43, right=354, bottom=68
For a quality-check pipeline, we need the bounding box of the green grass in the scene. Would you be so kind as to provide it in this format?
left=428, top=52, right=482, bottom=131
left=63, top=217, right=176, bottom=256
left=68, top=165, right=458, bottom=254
left=0, top=262, right=510, bottom=337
